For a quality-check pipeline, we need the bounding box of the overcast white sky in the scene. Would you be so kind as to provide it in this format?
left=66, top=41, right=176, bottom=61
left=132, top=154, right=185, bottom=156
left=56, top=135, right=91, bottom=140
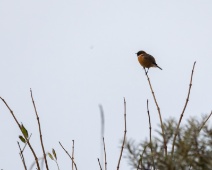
left=0, top=1, right=212, bottom=170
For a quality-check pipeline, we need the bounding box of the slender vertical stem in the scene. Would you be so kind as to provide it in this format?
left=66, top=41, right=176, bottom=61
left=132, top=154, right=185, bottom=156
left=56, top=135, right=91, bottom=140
left=99, top=104, right=105, bottom=168
left=72, top=140, right=75, bottom=170
left=171, top=61, right=196, bottom=158
left=117, top=98, right=127, bottom=170
left=145, top=72, right=167, bottom=156
left=30, top=89, right=49, bottom=170
left=146, top=100, right=155, bottom=170
left=103, top=137, right=107, bottom=170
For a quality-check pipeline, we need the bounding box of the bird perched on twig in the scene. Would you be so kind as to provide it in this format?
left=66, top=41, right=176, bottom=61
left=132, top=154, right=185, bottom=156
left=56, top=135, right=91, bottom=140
left=136, top=50, right=162, bottom=74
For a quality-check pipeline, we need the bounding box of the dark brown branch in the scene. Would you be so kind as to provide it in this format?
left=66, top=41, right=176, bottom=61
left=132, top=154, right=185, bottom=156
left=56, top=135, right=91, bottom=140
left=171, top=61, right=196, bottom=158
left=147, top=100, right=155, bottom=170
left=117, top=98, right=127, bottom=170
left=30, top=89, right=49, bottom=170
left=103, top=137, right=107, bottom=170
left=97, top=158, right=103, bottom=170
left=0, top=96, right=40, bottom=170
left=145, top=71, right=167, bottom=156
left=17, top=141, right=27, bottom=170
left=59, top=141, right=77, bottom=170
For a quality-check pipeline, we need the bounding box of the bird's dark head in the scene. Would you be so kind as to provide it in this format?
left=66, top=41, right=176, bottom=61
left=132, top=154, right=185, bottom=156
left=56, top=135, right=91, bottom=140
left=136, top=50, right=146, bottom=56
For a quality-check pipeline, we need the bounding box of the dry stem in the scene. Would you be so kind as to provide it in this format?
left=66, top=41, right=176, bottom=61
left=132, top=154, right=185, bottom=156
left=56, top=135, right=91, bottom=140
left=147, top=100, right=155, bottom=170
left=117, top=98, right=127, bottom=170
left=59, top=141, right=77, bottom=170
left=72, top=140, right=75, bottom=170
left=30, top=89, right=49, bottom=170
left=137, top=144, right=148, bottom=170
left=171, top=61, right=196, bottom=158
left=20, top=133, right=32, bottom=156
left=198, top=111, right=212, bottom=133
left=97, top=158, right=103, bottom=170
left=145, top=71, right=167, bottom=156
left=0, top=96, right=40, bottom=170
left=103, top=137, right=107, bottom=170
left=17, top=141, right=27, bottom=170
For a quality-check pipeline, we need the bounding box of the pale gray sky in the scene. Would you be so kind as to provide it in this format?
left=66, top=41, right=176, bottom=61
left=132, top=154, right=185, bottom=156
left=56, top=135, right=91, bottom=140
left=0, top=1, right=212, bottom=169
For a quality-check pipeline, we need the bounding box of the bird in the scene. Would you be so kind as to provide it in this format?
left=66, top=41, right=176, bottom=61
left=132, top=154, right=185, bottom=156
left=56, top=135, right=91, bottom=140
left=136, top=50, right=162, bottom=74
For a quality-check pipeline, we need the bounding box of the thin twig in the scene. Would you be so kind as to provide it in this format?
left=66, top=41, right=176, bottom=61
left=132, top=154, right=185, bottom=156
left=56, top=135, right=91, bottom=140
left=99, top=104, right=105, bottom=168
left=145, top=71, right=167, bottom=156
left=103, top=137, right=107, bottom=170
left=20, top=133, right=32, bottom=156
left=17, top=142, right=27, bottom=170
left=198, top=111, right=212, bottom=133
left=137, top=144, right=148, bottom=170
left=30, top=89, right=49, bottom=170
left=117, top=98, right=127, bottom=170
left=147, top=100, right=155, bottom=170
left=72, top=140, right=74, bottom=170
left=99, top=105, right=105, bottom=138
left=171, top=61, right=196, bottom=158
left=0, top=97, right=40, bottom=170
left=59, top=141, right=78, bottom=170
left=54, top=160, right=60, bottom=170
left=97, top=158, right=103, bottom=170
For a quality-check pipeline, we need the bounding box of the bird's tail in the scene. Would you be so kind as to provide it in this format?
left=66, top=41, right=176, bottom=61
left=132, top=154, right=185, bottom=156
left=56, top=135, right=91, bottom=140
left=153, top=63, right=162, bottom=70
left=156, top=65, right=162, bottom=70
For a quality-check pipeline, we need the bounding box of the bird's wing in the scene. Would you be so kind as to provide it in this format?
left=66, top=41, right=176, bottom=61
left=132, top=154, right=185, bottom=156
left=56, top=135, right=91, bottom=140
left=145, top=54, right=156, bottom=64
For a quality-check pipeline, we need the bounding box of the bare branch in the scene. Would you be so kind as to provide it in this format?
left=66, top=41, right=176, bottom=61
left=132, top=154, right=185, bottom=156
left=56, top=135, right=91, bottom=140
left=59, top=141, right=77, bottom=170
left=30, top=89, right=49, bottom=170
left=137, top=144, right=148, bottom=170
left=171, top=61, right=196, bottom=158
left=198, top=111, right=212, bottom=133
left=145, top=70, right=167, bottom=156
left=147, top=100, right=155, bottom=170
left=117, top=98, right=127, bottom=170
left=0, top=96, right=40, bottom=170
left=72, top=140, right=75, bottom=170
left=103, top=137, right=107, bottom=170
left=17, top=141, right=27, bottom=170
left=97, top=158, right=103, bottom=170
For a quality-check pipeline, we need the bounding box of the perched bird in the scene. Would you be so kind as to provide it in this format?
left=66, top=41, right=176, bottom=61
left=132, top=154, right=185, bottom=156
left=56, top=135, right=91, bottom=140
left=136, top=50, right=162, bottom=74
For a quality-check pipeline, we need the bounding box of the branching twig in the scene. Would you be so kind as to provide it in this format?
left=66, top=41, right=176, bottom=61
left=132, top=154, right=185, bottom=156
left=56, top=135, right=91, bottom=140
left=145, top=71, right=167, bottom=156
left=103, top=137, right=107, bottom=170
left=30, top=89, right=49, bottom=170
left=117, top=98, right=127, bottom=170
left=0, top=97, right=40, bottom=170
left=20, top=133, right=32, bottom=156
left=59, top=141, right=78, bottom=170
left=17, top=142, right=27, bottom=170
left=198, top=111, right=212, bottom=133
left=147, top=100, right=155, bottom=170
left=97, top=158, right=103, bottom=170
left=171, top=61, right=196, bottom=158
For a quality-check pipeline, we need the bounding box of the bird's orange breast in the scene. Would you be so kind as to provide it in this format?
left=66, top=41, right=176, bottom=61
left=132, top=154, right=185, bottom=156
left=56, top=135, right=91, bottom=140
left=138, top=55, right=152, bottom=68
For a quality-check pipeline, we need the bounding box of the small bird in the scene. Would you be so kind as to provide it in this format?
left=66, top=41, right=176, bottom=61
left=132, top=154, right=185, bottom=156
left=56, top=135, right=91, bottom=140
left=136, top=50, right=162, bottom=74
